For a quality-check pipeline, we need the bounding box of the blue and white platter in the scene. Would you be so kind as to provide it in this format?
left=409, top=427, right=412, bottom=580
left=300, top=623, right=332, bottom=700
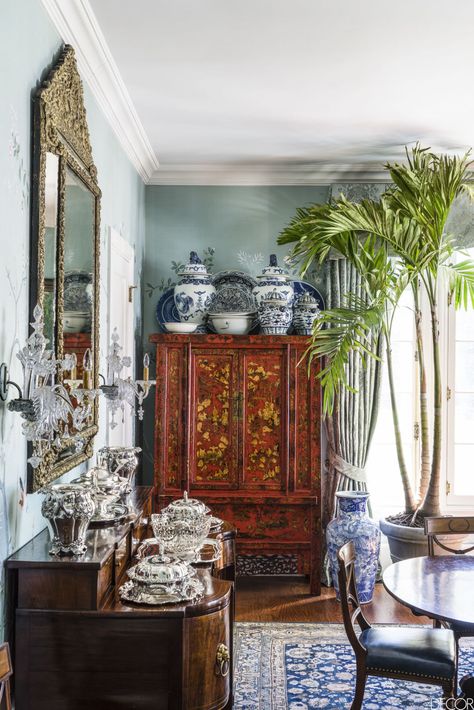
left=156, top=287, right=180, bottom=332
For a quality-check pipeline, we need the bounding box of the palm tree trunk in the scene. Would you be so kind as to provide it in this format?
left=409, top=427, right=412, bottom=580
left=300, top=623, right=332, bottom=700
left=413, top=284, right=430, bottom=503
left=386, top=338, right=417, bottom=514
left=417, top=301, right=442, bottom=517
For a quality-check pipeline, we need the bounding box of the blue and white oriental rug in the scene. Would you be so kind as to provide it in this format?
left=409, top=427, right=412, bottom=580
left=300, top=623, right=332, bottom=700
left=234, top=622, right=474, bottom=709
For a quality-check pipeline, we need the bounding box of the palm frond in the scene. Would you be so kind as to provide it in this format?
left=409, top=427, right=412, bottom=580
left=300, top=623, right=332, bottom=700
left=443, top=259, right=474, bottom=309
left=307, top=300, right=384, bottom=415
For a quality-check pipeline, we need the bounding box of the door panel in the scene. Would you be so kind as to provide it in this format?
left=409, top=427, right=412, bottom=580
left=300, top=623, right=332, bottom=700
left=189, top=350, right=240, bottom=488
left=289, top=346, right=320, bottom=492
left=108, top=228, right=134, bottom=447
left=241, top=350, right=287, bottom=489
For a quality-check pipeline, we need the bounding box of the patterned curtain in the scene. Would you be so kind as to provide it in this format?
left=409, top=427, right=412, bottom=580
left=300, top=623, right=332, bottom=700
left=321, top=256, right=384, bottom=586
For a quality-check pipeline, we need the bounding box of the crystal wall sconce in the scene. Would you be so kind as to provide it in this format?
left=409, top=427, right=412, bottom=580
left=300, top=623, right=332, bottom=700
left=98, top=329, right=156, bottom=429
left=0, top=306, right=99, bottom=469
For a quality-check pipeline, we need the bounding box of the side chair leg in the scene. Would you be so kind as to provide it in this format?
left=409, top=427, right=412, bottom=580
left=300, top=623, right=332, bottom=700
left=441, top=679, right=456, bottom=701
left=351, top=668, right=366, bottom=710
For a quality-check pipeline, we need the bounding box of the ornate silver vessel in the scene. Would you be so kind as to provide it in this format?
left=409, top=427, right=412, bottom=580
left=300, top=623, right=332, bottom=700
left=162, top=491, right=223, bottom=531
left=97, top=446, right=141, bottom=485
left=76, top=466, right=131, bottom=521
left=138, top=512, right=221, bottom=563
left=41, top=483, right=95, bottom=555
left=119, top=545, right=205, bottom=605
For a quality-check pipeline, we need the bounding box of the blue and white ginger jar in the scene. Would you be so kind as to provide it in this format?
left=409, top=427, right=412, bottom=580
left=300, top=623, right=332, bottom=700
left=174, top=251, right=216, bottom=331
left=293, top=293, right=321, bottom=335
left=253, top=254, right=294, bottom=308
left=257, top=289, right=292, bottom=335
left=326, top=490, right=380, bottom=604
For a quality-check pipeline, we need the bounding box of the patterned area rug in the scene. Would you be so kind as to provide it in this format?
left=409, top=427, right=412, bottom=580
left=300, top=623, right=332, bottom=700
left=234, top=622, right=474, bottom=709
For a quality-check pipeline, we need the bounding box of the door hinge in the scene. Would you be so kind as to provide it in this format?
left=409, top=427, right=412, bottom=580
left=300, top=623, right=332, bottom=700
left=414, top=350, right=419, bottom=362
left=446, top=480, right=451, bottom=496
left=128, top=285, right=137, bottom=303
left=447, top=386, right=452, bottom=401
left=448, top=290, right=454, bottom=307
left=414, top=422, right=420, bottom=440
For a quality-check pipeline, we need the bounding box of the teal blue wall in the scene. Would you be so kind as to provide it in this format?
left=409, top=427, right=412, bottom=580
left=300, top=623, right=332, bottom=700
left=0, top=0, right=145, bottom=637
left=141, top=184, right=330, bottom=479
left=143, top=185, right=329, bottom=337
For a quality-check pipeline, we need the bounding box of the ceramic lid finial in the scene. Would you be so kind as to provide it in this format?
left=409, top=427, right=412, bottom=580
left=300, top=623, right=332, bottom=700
left=269, top=254, right=278, bottom=267
left=190, top=251, right=201, bottom=264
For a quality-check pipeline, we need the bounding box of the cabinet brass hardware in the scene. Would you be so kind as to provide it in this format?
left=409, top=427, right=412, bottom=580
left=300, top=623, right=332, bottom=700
left=215, top=643, right=230, bottom=677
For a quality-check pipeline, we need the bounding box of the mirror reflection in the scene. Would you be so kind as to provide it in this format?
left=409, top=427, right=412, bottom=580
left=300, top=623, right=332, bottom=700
left=43, top=152, right=59, bottom=347
left=63, top=167, right=95, bottom=380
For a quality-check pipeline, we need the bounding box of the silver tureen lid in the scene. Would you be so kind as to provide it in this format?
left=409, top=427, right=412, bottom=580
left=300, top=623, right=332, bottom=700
left=127, top=550, right=192, bottom=585
left=162, top=491, right=211, bottom=518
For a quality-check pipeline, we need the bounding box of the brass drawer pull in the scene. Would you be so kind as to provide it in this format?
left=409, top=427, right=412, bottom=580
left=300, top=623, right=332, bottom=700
left=215, top=643, right=230, bottom=677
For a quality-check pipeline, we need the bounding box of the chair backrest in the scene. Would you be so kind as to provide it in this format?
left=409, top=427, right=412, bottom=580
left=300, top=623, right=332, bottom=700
left=0, top=642, right=12, bottom=710
left=337, top=541, right=370, bottom=657
left=424, top=516, right=474, bottom=556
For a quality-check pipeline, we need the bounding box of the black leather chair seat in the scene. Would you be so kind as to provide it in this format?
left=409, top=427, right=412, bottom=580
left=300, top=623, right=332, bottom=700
left=360, top=627, right=456, bottom=681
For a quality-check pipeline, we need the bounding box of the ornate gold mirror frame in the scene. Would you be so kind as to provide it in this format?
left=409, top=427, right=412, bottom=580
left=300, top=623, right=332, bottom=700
left=29, top=45, right=101, bottom=491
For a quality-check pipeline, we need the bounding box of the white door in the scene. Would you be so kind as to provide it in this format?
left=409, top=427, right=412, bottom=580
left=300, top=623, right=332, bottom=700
left=108, top=227, right=135, bottom=446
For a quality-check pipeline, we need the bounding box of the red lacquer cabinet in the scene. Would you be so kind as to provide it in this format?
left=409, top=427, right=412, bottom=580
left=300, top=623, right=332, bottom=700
left=150, top=333, right=321, bottom=594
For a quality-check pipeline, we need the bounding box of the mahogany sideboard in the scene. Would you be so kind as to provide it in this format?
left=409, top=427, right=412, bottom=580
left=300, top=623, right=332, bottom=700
left=6, top=487, right=233, bottom=710
left=150, top=333, right=322, bottom=594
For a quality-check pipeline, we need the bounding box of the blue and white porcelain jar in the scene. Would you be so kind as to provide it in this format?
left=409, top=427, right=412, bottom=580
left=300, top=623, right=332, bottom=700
left=174, top=251, right=216, bottom=331
left=253, top=254, right=294, bottom=309
left=257, top=289, right=292, bottom=335
left=326, top=491, right=381, bottom=604
left=293, top=293, right=321, bottom=335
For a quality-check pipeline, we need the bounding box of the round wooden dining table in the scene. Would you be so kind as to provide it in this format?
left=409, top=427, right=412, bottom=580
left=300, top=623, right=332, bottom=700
left=383, top=555, right=474, bottom=626
left=383, top=555, right=474, bottom=699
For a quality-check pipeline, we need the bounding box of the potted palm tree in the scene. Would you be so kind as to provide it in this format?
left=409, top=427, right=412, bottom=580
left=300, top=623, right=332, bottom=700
left=279, top=145, right=474, bottom=560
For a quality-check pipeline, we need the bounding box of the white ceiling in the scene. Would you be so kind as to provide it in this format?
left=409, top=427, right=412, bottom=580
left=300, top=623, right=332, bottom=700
left=72, top=0, right=474, bottom=182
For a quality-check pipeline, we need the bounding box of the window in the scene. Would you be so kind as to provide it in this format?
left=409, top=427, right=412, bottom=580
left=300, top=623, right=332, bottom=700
left=446, top=247, right=474, bottom=505
left=366, top=289, right=419, bottom=517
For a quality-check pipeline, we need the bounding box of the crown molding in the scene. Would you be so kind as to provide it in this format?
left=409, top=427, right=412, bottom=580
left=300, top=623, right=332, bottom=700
left=41, top=0, right=159, bottom=182
left=148, top=162, right=390, bottom=186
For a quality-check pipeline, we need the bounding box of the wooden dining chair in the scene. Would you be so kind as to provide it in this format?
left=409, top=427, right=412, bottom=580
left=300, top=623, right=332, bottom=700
left=337, top=541, right=457, bottom=710
left=425, top=516, right=474, bottom=640
left=0, top=642, right=12, bottom=710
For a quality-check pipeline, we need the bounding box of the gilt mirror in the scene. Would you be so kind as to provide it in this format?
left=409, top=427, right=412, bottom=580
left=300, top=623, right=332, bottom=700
left=29, top=45, right=101, bottom=491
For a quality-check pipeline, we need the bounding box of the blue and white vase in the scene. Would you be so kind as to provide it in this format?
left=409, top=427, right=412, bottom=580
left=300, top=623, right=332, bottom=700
left=174, top=251, right=216, bottom=332
left=326, top=491, right=380, bottom=604
left=293, top=293, right=321, bottom=335
left=253, top=254, right=294, bottom=309
left=257, top=289, right=292, bottom=335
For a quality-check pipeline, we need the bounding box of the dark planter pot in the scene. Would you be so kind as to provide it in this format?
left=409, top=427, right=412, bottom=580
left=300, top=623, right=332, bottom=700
left=380, top=517, right=469, bottom=563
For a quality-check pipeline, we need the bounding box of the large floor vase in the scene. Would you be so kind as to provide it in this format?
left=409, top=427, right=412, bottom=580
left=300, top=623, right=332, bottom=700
left=326, top=491, right=381, bottom=604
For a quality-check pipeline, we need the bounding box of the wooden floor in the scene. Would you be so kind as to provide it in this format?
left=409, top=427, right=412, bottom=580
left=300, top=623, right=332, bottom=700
left=235, top=576, right=429, bottom=624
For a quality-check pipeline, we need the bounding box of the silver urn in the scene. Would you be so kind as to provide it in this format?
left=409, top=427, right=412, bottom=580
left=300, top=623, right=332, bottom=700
left=41, top=483, right=95, bottom=556
left=257, top=288, right=293, bottom=335
left=97, top=445, right=141, bottom=485
left=293, top=292, right=321, bottom=335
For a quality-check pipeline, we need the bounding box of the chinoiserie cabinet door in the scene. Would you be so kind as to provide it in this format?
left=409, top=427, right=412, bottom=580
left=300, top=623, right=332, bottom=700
left=289, top=345, right=321, bottom=494
left=189, top=349, right=240, bottom=489
left=240, top=348, right=288, bottom=490
left=155, top=343, right=187, bottom=492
